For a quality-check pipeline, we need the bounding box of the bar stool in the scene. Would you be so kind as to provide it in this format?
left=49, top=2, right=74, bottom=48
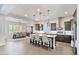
left=42, top=34, right=50, bottom=48
left=35, top=34, right=42, bottom=46
left=30, top=34, right=35, bottom=45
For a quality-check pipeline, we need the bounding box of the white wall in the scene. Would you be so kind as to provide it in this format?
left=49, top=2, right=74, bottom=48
left=0, top=15, right=6, bottom=46
left=77, top=4, right=79, bottom=55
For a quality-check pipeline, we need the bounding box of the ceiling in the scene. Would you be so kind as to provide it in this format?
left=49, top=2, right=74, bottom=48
left=0, top=4, right=76, bottom=21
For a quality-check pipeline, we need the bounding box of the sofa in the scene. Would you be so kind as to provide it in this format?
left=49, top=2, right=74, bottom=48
left=13, top=32, right=27, bottom=39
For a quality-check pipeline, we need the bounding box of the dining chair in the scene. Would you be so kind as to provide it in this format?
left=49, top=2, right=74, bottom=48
left=42, top=34, right=50, bottom=48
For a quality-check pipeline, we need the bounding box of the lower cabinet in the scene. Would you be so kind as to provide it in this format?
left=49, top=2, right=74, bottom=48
left=56, top=35, right=72, bottom=43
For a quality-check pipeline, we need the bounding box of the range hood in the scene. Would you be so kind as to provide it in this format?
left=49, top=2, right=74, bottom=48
left=58, top=17, right=64, bottom=30
left=57, top=17, right=64, bottom=35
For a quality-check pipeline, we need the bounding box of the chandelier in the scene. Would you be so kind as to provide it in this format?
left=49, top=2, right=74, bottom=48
left=33, top=9, right=51, bottom=28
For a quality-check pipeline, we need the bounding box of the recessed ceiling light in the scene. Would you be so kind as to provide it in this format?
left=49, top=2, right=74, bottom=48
left=64, top=11, right=68, bottom=15
left=37, top=8, right=40, bottom=12
left=24, top=14, right=28, bottom=17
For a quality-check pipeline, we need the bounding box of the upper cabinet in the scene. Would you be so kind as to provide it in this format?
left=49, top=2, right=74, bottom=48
left=35, top=24, right=40, bottom=31
left=35, top=24, right=43, bottom=31
left=65, top=21, right=71, bottom=31
left=51, top=23, right=56, bottom=31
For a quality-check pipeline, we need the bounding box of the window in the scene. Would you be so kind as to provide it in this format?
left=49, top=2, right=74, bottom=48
left=16, top=25, right=19, bottom=32
left=35, top=24, right=43, bottom=31
left=51, top=23, right=56, bottom=31
left=19, top=26, right=22, bottom=32
left=9, top=24, right=23, bottom=33
left=13, top=25, right=17, bottom=32
left=35, top=24, right=40, bottom=31
left=65, top=22, right=71, bottom=31
left=9, top=24, right=13, bottom=33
